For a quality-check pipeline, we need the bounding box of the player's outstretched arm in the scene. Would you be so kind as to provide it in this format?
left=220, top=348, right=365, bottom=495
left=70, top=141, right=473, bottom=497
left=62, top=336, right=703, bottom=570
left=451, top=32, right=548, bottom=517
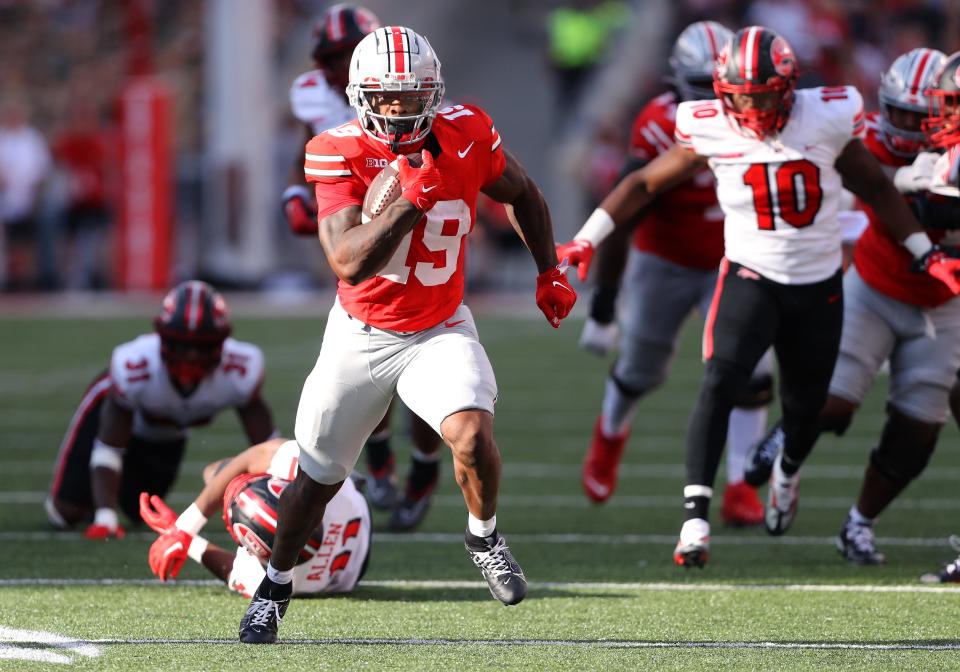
left=482, top=150, right=577, bottom=327
left=558, top=144, right=705, bottom=281
left=85, top=395, right=133, bottom=540
left=318, top=150, right=444, bottom=285
left=837, top=139, right=960, bottom=294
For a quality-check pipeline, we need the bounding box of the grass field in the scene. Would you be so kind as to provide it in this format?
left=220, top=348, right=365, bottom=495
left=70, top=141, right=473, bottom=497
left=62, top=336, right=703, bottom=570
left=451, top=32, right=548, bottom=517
left=3, top=305, right=960, bottom=670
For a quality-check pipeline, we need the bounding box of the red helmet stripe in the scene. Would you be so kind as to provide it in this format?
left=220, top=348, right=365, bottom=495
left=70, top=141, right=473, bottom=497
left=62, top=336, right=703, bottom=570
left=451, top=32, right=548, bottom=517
left=738, top=30, right=749, bottom=80
left=910, top=49, right=934, bottom=95
left=390, top=26, right=406, bottom=72
left=703, top=22, right=718, bottom=60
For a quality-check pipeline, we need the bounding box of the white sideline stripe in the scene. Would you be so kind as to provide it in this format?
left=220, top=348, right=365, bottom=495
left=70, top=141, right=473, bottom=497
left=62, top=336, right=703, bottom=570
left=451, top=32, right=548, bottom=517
left=0, top=626, right=101, bottom=664
left=0, top=530, right=954, bottom=548
left=5, top=490, right=960, bottom=512
left=2, top=578, right=960, bottom=595
left=19, top=637, right=960, bottom=651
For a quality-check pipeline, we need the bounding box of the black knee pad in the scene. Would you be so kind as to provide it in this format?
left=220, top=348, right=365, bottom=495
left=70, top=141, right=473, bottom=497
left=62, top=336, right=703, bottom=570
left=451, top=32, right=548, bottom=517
left=869, top=406, right=941, bottom=485
left=733, top=373, right=774, bottom=409
left=609, top=369, right=650, bottom=400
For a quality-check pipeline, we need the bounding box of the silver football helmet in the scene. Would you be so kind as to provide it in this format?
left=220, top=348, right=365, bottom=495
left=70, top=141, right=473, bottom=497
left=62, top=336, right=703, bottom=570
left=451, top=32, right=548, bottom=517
left=878, top=47, right=946, bottom=157
left=346, top=26, right=444, bottom=152
left=668, top=20, right=733, bottom=102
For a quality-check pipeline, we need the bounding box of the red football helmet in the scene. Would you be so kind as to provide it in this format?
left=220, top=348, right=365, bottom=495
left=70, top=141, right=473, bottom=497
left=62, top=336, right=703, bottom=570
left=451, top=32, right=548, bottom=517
left=154, top=281, right=231, bottom=392
left=714, top=26, right=798, bottom=139
left=923, top=51, right=960, bottom=149
left=312, top=4, right=380, bottom=91
left=223, top=474, right=325, bottom=566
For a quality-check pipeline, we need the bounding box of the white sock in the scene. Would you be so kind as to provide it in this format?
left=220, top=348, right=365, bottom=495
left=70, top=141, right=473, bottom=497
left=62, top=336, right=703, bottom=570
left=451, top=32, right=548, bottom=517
left=849, top=505, right=873, bottom=526
left=468, top=513, right=497, bottom=538
left=600, top=378, right=638, bottom=437
left=411, top=448, right=441, bottom=463
left=726, top=407, right=768, bottom=483
left=266, top=562, right=294, bottom=585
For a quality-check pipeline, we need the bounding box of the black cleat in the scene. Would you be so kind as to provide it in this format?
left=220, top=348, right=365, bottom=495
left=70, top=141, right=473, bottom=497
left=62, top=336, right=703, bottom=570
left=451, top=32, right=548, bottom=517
left=745, top=421, right=784, bottom=487
left=239, top=579, right=291, bottom=644
left=388, top=491, right=434, bottom=531
left=465, top=531, right=527, bottom=606
left=921, top=536, right=960, bottom=584
left=836, top=516, right=885, bottom=565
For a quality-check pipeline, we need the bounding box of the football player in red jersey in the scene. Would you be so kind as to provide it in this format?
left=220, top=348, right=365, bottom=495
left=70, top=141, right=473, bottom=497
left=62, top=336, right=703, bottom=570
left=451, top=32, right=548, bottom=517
left=139, top=437, right=370, bottom=597
left=238, top=26, right=576, bottom=643
left=571, top=21, right=771, bottom=527
left=745, top=48, right=959, bottom=567
left=45, top=281, right=277, bottom=540
left=557, top=27, right=960, bottom=567
left=282, top=6, right=442, bottom=529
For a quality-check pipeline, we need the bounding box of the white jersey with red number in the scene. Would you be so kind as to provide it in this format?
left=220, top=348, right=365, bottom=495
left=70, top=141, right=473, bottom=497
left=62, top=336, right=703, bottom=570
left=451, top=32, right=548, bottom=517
left=289, top=70, right=355, bottom=135
left=305, top=104, right=506, bottom=332
left=226, top=440, right=371, bottom=597
left=628, top=91, right=724, bottom=270
left=109, top=334, right=264, bottom=442
left=675, top=86, right=865, bottom=284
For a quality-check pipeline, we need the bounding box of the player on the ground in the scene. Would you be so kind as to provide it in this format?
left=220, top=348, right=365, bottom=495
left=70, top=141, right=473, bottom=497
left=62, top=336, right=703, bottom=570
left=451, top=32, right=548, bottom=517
left=569, top=21, right=771, bottom=526
left=556, top=27, right=960, bottom=568
left=45, top=281, right=277, bottom=539
left=140, top=437, right=370, bottom=596
left=238, top=26, right=576, bottom=643
left=744, top=49, right=957, bottom=566
left=282, top=5, right=442, bottom=529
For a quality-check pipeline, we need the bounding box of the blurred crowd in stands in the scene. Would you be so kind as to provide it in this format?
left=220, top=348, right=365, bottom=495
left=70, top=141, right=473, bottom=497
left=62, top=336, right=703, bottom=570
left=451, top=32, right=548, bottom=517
left=0, top=0, right=957, bottom=292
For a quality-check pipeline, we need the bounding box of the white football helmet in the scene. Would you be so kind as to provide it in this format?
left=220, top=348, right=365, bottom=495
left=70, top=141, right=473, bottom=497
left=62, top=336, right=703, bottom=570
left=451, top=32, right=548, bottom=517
left=878, top=47, right=946, bottom=157
left=668, top=20, right=733, bottom=102
left=346, top=26, right=445, bottom=151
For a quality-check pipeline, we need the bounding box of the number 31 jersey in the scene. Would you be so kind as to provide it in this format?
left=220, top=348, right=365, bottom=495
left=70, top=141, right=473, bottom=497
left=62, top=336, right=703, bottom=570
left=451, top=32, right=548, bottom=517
left=305, top=104, right=505, bottom=332
left=675, top=86, right=865, bottom=285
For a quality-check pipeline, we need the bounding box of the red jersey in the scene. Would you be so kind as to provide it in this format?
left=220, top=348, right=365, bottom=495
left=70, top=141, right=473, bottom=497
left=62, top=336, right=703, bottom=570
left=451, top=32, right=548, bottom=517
left=854, top=112, right=953, bottom=307
left=628, top=92, right=723, bottom=271
left=53, top=130, right=109, bottom=208
left=306, top=104, right=505, bottom=331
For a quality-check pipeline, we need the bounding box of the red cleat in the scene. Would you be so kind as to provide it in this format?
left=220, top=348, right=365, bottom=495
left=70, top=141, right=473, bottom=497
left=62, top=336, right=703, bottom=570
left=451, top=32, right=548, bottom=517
left=720, top=480, right=764, bottom=527
left=581, top=418, right=628, bottom=503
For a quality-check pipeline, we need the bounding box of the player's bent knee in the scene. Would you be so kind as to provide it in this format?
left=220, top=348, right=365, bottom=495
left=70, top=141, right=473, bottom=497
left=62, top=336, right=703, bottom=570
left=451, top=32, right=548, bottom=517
left=45, top=496, right=88, bottom=529
left=441, top=409, right=495, bottom=468
left=869, top=406, right=941, bottom=485
left=733, top=372, right=774, bottom=409
left=819, top=395, right=858, bottom=436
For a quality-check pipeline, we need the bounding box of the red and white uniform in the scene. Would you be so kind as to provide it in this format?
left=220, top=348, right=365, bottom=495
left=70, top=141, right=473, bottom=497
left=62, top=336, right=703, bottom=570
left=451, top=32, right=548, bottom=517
left=227, top=441, right=371, bottom=597
left=675, top=87, right=865, bottom=284
left=628, top=91, right=724, bottom=270
left=110, top=334, right=264, bottom=442
left=289, top=70, right=355, bottom=135
left=855, top=115, right=955, bottom=308
left=305, top=104, right=504, bottom=332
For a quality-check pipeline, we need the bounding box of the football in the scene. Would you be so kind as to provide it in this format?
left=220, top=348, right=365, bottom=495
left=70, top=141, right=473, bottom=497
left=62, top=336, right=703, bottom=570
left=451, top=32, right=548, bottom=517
left=361, top=153, right=422, bottom=223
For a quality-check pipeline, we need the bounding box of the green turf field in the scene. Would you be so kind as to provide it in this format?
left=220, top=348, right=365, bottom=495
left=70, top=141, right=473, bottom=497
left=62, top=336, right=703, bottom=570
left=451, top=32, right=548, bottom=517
left=3, top=310, right=960, bottom=670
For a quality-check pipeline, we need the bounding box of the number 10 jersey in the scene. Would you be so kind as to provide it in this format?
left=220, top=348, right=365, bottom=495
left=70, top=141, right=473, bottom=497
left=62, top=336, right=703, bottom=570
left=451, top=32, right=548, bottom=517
left=674, top=86, right=865, bottom=285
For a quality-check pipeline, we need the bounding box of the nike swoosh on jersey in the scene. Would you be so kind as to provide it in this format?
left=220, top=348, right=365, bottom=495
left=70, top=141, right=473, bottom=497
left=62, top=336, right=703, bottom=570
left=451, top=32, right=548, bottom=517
left=444, top=319, right=466, bottom=328
left=421, top=185, right=437, bottom=193
left=457, top=142, right=475, bottom=158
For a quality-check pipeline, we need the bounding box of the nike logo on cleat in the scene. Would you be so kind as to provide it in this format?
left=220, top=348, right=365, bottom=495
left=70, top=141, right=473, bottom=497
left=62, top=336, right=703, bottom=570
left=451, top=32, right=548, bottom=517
left=583, top=476, right=609, bottom=498
left=457, top=142, right=475, bottom=158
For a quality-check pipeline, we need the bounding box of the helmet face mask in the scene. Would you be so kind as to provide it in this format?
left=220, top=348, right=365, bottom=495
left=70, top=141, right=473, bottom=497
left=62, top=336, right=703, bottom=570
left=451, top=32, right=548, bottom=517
left=154, top=281, right=232, bottom=394
left=922, top=51, right=960, bottom=149
left=714, top=27, right=798, bottom=139
left=347, top=26, right=445, bottom=152
left=878, top=48, right=945, bottom=156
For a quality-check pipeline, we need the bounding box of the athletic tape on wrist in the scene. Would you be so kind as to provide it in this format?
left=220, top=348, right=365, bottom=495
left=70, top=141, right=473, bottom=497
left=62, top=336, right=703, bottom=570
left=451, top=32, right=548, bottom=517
left=90, top=439, right=123, bottom=472
left=175, top=503, right=208, bottom=536
left=903, top=232, right=934, bottom=259
left=187, top=535, right=209, bottom=563
left=573, top=208, right=615, bottom=247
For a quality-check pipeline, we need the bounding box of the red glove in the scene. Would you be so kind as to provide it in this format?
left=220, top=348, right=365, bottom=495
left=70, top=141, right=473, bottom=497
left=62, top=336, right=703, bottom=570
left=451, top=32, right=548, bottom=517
left=398, top=150, right=445, bottom=212
left=536, top=265, right=577, bottom=328
left=148, top=528, right=192, bottom=581
left=140, top=492, right=176, bottom=534
left=283, top=185, right=318, bottom=236
left=915, top=247, right=960, bottom=294
left=555, top=239, right=594, bottom=282
left=84, top=523, right=126, bottom=540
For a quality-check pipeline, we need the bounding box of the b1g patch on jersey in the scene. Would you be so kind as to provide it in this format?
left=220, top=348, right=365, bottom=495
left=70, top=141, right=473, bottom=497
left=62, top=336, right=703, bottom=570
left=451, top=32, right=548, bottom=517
left=365, top=157, right=389, bottom=169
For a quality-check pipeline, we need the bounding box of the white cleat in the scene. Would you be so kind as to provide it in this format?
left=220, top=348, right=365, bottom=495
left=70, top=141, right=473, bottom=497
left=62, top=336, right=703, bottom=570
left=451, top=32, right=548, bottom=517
left=765, top=454, right=800, bottom=536
left=674, top=518, right=710, bottom=568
